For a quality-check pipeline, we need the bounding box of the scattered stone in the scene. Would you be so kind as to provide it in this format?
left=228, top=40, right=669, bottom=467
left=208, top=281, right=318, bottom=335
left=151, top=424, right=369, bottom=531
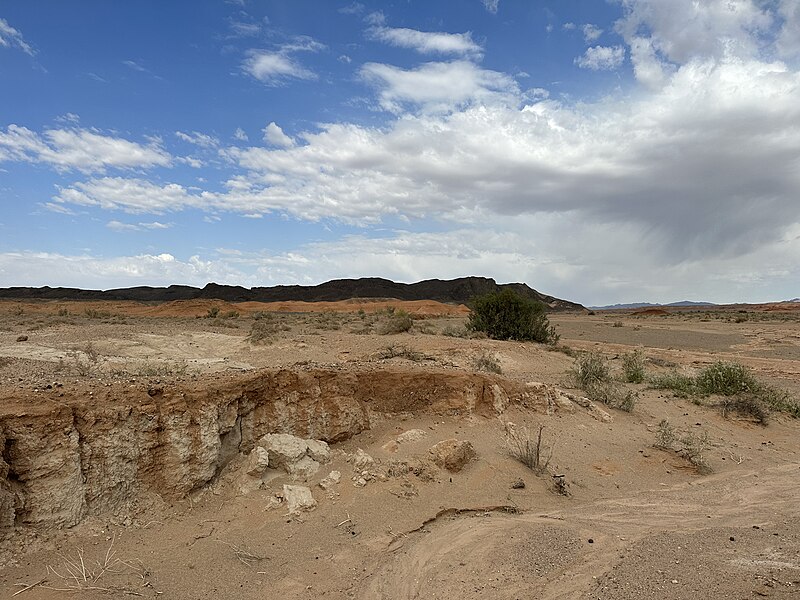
left=352, top=449, right=375, bottom=470
left=283, top=485, right=317, bottom=514
left=428, top=439, right=476, bottom=473
left=511, top=478, right=525, bottom=489
left=306, top=439, right=331, bottom=463
left=15, top=335, right=28, bottom=343
left=353, top=477, right=367, bottom=488
left=396, top=429, right=427, bottom=444
left=319, top=470, right=341, bottom=490
left=287, top=455, right=321, bottom=481
left=245, top=446, right=270, bottom=477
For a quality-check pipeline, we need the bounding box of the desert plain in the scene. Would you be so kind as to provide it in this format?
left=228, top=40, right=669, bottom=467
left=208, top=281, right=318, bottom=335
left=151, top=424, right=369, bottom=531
left=0, top=298, right=798, bottom=599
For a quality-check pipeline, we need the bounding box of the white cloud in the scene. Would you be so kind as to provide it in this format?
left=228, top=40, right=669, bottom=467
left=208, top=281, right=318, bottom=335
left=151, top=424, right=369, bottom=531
left=338, top=54, right=352, bottom=63
left=55, top=177, right=205, bottom=214
left=0, top=18, right=35, bottom=56
left=575, top=45, right=626, bottom=70
left=233, top=127, right=249, bottom=142
left=563, top=22, right=576, bottom=31
left=364, top=11, right=386, bottom=26
left=777, top=0, right=800, bottom=59
left=229, top=20, right=261, bottom=37
left=369, top=26, right=483, bottom=57
left=482, top=0, right=499, bottom=15
left=141, top=221, right=172, bottom=229
left=175, top=131, right=219, bottom=148
left=359, top=60, right=519, bottom=113
left=0, top=125, right=171, bottom=173
left=122, top=60, right=149, bottom=72
left=616, top=0, right=773, bottom=85
left=582, top=24, right=603, bottom=42
left=339, top=2, right=364, bottom=15
left=242, top=50, right=316, bottom=83
left=106, top=220, right=140, bottom=231
left=262, top=122, right=295, bottom=148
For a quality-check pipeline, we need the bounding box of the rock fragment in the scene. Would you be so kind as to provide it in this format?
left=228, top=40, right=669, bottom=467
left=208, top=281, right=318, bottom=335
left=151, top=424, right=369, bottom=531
left=283, top=485, right=317, bottom=514
left=428, top=439, right=476, bottom=473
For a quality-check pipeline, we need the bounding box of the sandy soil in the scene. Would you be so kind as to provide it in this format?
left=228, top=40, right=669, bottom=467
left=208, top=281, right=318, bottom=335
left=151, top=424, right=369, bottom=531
left=0, top=299, right=799, bottom=599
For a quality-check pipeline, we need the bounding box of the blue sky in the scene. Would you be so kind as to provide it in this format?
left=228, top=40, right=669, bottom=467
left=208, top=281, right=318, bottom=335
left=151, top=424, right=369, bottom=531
left=1, top=1, right=800, bottom=304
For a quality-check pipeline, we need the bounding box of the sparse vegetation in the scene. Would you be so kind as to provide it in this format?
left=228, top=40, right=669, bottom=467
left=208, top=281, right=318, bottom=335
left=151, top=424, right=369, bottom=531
left=653, top=419, right=711, bottom=473
left=504, top=423, right=550, bottom=474
left=377, top=309, right=413, bottom=335
left=622, top=348, right=646, bottom=383
left=467, top=289, right=558, bottom=344
left=248, top=320, right=279, bottom=344
left=205, top=306, right=220, bottom=319
left=569, top=351, right=637, bottom=412
left=376, top=344, right=429, bottom=362
left=649, top=361, right=799, bottom=419
left=473, top=351, right=502, bottom=374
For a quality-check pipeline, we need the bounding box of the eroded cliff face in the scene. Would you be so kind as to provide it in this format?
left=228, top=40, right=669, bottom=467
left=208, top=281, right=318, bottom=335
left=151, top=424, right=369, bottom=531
left=0, top=369, right=532, bottom=534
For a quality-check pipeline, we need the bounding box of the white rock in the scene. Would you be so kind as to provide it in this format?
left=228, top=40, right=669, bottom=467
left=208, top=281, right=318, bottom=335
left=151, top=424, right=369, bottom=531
left=353, top=477, right=367, bottom=488
left=352, top=448, right=374, bottom=470
left=259, top=433, right=309, bottom=469
left=306, top=439, right=331, bottom=463
left=319, top=470, right=341, bottom=490
left=245, top=446, right=270, bottom=477
left=286, top=455, right=321, bottom=481
left=396, top=429, right=427, bottom=444
left=283, top=485, right=317, bottom=514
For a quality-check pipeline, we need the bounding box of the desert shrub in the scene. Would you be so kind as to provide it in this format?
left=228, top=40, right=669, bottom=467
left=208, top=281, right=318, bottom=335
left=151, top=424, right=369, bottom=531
left=612, top=321, right=623, bottom=328
left=206, top=306, right=220, bottom=319
left=653, top=419, right=711, bottom=473
left=248, top=320, right=278, bottom=344
left=474, top=351, right=502, bottom=374
left=695, top=361, right=759, bottom=396
left=378, top=309, right=413, bottom=335
left=719, top=395, right=769, bottom=425
left=584, top=380, right=637, bottom=412
left=376, top=344, right=428, bottom=362
left=622, top=349, right=646, bottom=383
left=570, top=352, right=611, bottom=388
left=504, top=423, right=550, bottom=474
left=222, top=310, right=240, bottom=319
left=467, top=289, right=558, bottom=344
left=648, top=371, right=699, bottom=398
left=57, top=307, right=69, bottom=317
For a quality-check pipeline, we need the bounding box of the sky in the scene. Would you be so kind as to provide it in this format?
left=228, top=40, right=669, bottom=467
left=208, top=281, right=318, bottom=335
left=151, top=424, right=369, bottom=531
left=1, top=0, right=800, bottom=306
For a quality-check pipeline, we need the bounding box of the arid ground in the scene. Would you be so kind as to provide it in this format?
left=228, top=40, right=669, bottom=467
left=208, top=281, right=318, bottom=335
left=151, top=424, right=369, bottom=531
left=0, top=299, right=798, bottom=599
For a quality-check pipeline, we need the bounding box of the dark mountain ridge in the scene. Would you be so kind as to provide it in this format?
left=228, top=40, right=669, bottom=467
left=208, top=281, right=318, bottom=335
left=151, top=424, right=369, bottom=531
left=0, top=277, right=584, bottom=311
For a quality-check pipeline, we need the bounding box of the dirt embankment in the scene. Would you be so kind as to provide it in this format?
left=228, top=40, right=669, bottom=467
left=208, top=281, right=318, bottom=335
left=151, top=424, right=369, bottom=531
left=0, top=369, right=530, bottom=533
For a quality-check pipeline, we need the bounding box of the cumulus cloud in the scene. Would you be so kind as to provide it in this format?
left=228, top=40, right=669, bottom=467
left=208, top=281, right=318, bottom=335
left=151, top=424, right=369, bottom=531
left=582, top=24, right=603, bottom=42
left=359, top=60, right=519, bottom=113
left=0, top=125, right=171, bottom=173
left=615, top=0, right=773, bottom=85
left=0, top=18, right=35, bottom=56
left=233, top=127, right=249, bottom=142
left=262, top=122, right=295, bottom=148
left=575, top=45, right=626, bottom=70
left=369, top=26, right=483, bottom=57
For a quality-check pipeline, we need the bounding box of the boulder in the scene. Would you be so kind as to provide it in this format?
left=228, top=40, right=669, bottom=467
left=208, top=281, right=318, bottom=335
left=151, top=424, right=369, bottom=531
left=283, top=485, right=317, bottom=514
left=259, top=433, right=309, bottom=469
left=286, top=455, right=321, bottom=481
left=306, top=439, right=331, bottom=463
left=428, top=439, right=476, bottom=473
left=245, top=446, right=270, bottom=477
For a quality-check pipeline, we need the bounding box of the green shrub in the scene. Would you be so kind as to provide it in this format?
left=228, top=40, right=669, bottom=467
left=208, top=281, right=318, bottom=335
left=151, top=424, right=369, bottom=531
left=648, top=371, right=699, bottom=398
left=468, top=289, right=558, bottom=343
left=622, top=349, right=646, bottom=383
left=695, top=362, right=758, bottom=396
left=570, top=351, right=611, bottom=388
left=378, top=309, right=413, bottom=335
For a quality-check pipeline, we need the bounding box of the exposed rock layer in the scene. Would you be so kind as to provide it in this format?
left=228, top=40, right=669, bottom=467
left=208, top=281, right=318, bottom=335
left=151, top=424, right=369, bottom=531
left=0, top=369, right=531, bottom=533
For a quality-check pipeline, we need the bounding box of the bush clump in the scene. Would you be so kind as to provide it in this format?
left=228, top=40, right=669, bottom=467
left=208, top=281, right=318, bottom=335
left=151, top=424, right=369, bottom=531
left=467, top=289, right=558, bottom=344
left=622, top=349, right=646, bottom=383
left=568, top=351, right=637, bottom=412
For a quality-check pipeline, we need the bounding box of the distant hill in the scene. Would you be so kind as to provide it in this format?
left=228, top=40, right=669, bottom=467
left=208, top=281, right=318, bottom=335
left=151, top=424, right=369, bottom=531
left=0, top=277, right=584, bottom=311
left=590, top=300, right=717, bottom=310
